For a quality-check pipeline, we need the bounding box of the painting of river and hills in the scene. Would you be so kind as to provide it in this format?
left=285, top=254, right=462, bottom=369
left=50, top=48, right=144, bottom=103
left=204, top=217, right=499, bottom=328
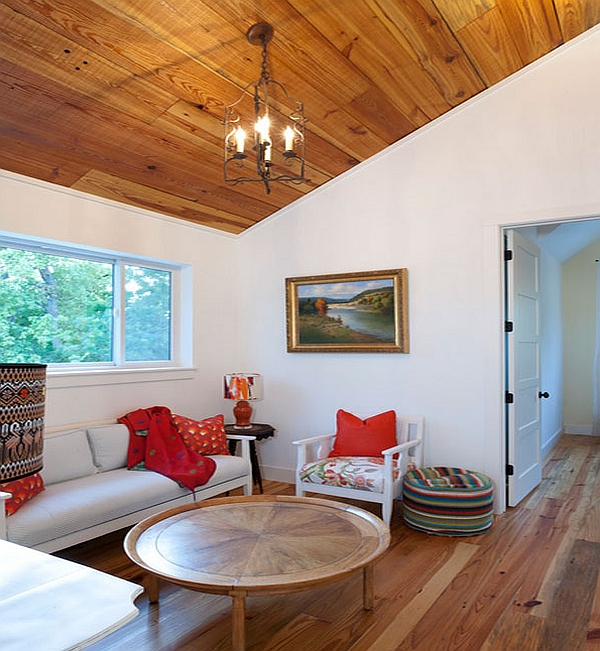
left=297, top=278, right=396, bottom=346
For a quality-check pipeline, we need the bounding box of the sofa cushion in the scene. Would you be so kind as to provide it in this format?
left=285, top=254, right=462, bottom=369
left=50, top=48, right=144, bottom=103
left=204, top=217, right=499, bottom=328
left=6, top=468, right=189, bottom=548
left=41, top=429, right=97, bottom=486
left=6, top=455, right=249, bottom=548
left=87, top=424, right=129, bottom=472
left=1, top=473, right=45, bottom=516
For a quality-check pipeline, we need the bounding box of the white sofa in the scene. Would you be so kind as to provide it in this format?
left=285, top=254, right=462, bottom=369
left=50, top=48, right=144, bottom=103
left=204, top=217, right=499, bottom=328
left=0, top=422, right=254, bottom=552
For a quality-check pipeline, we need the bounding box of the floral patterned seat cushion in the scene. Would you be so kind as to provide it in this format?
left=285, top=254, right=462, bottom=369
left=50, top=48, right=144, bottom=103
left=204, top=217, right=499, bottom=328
left=300, top=456, right=399, bottom=493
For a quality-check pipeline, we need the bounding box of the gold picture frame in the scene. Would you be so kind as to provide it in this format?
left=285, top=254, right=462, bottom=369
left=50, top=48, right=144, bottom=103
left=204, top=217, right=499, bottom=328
left=286, top=268, right=409, bottom=353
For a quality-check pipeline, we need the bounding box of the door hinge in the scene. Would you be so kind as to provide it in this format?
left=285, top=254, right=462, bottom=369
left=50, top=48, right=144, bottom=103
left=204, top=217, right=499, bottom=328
left=505, top=391, right=514, bottom=404
left=504, top=249, right=513, bottom=261
left=505, top=321, right=514, bottom=333
left=506, top=464, right=514, bottom=476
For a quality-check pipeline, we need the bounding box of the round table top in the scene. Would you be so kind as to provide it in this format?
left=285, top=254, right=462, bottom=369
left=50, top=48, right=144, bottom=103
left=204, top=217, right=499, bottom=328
left=124, top=495, right=390, bottom=596
left=224, top=423, right=274, bottom=439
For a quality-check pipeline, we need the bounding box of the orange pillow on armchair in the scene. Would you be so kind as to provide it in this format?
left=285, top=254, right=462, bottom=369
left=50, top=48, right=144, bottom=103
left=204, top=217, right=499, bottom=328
left=330, top=409, right=397, bottom=457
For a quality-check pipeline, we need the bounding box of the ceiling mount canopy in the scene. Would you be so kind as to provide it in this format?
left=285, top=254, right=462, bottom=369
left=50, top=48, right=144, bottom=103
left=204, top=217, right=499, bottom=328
left=224, top=22, right=306, bottom=195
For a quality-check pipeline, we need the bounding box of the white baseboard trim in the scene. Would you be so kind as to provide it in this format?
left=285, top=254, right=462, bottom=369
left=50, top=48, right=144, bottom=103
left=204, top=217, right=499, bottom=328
left=564, top=424, right=593, bottom=435
left=542, top=427, right=563, bottom=458
left=262, top=465, right=295, bottom=484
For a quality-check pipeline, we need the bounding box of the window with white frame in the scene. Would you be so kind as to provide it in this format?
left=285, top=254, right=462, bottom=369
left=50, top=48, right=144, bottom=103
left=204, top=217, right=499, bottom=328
left=0, top=236, right=186, bottom=369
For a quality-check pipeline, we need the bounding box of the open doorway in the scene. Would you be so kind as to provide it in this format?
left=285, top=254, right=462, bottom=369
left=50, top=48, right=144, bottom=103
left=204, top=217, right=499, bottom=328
left=504, top=217, right=600, bottom=506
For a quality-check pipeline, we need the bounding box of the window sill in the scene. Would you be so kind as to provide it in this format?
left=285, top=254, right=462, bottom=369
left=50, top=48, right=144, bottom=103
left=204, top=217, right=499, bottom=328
left=47, top=366, right=197, bottom=389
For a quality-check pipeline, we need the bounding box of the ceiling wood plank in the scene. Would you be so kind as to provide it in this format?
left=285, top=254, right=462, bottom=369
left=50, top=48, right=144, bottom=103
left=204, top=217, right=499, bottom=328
left=287, top=0, right=452, bottom=126
left=554, top=0, right=600, bottom=40
left=366, top=0, right=486, bottom=106
left=2, top=0, right=244, bottom=120
left=496, top=0, right=562, bottom=64
left=72, top=170, right=253, bottom=233
left=432, top=0, right=496, bottom=32
left=454, top=7, right=523, bottom=86
left=0, top=133, right=88, bottom=188
left=0, top=3, right=177, bottom=123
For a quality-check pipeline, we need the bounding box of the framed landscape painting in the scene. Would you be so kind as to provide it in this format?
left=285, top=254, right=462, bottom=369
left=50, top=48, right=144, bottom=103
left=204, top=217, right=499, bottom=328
left=286, top=268, right=409, bottom=353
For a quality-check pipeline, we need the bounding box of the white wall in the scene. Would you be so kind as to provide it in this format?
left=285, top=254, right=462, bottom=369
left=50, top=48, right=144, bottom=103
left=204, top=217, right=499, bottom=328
left=0, top=170, right=241, bottom=427
left=237, top=25, right=600, bottom=511
left=563, top=240, right=600, bottom=432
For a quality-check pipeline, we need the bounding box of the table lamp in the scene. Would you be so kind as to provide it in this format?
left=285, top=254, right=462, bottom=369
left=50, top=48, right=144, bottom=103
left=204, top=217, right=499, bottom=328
left=0, top=364, right=47, bottom=482
left=223, top=373, right=262, bottom=429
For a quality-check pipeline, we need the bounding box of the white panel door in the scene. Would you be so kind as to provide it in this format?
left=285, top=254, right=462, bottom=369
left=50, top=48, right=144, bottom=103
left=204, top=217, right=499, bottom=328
left=506, top=230, right=542, bottom=506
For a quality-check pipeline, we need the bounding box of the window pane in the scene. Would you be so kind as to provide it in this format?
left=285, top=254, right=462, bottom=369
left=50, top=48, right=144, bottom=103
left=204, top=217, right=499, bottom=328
left=125, top=265, right=171, bottom=361
left=0, top=248, right=113, bottom=363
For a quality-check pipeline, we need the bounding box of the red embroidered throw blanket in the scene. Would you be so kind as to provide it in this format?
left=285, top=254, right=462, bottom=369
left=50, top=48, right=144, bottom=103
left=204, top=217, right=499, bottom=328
left=118, top=406, right=216, bottom=490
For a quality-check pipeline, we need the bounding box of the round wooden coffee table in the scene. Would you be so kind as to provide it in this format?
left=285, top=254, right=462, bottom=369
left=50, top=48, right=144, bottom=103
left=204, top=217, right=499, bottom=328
left=124, top=495, right=390, bottom=651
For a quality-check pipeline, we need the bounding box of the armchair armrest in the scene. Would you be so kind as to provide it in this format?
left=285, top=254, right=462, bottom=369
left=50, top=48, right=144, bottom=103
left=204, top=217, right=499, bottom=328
left=226, top=434, right=256, bottom=463
left=381, top=438, right=422, bottom=457
left=382, top=437, right=423, bottom=477
left=293, top=433, right=336, bottom=469
left=0, top=491, right=10, bottom=540
left=292, top=433, right=336, bottom=446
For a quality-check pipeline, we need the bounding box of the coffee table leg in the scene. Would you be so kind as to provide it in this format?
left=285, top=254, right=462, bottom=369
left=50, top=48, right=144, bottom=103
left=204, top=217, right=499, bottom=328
left=231, top=590, right=247, bottom=651
left=363, top=564, right=374, bottom=611
left=145, top=573, right=160, bottom=603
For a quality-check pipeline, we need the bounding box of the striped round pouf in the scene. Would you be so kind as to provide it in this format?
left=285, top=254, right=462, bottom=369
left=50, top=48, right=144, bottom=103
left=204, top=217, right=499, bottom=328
left=402, top=467, right=494, bottom=536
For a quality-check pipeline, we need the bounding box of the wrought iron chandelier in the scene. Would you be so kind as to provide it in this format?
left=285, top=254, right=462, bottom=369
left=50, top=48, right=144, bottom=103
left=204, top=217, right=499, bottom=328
left=224, top=23, right=306, bottom=195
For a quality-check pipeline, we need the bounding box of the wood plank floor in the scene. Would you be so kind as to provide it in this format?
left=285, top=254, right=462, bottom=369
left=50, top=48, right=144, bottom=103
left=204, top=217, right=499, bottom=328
left=57, top=434, right=600, bottom=651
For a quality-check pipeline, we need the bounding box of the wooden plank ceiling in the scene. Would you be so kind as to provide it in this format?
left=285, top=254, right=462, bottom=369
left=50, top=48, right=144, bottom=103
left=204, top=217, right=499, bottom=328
left=1, top=1, right=599, bottom=234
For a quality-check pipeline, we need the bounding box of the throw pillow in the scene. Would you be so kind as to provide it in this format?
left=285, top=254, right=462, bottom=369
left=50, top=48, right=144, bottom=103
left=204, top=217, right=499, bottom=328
left=330, top=409, right=397, bottom=457
left=1, top=473, right=45, bottom=516
left=173, top=413, right=230, bottom=456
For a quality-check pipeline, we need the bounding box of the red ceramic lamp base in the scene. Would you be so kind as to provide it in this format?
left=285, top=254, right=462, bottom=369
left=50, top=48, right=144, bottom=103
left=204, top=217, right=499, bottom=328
left=233, top=400, right=253, bottom=428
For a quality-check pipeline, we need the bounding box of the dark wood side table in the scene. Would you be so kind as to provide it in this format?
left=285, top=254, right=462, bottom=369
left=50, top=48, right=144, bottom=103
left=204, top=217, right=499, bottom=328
left=225, top=423, right=275, bottom=493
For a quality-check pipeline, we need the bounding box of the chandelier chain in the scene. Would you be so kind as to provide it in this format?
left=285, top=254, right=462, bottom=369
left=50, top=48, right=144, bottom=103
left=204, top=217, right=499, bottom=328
left=260, top=37, right=270, bottom=81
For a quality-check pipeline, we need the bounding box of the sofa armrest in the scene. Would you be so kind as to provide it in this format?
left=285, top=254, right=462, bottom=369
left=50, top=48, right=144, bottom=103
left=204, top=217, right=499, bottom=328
left=226, top=434, right=255, bottom=463
left=0, top=491, right=10, bottom=540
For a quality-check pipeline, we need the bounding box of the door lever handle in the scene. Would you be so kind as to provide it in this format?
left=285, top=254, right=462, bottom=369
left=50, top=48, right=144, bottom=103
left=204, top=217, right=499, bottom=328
left=538, top=391, right=550, bottom=399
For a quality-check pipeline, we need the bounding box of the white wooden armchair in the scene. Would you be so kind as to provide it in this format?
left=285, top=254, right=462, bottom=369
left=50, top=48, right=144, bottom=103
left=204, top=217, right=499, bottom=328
left=293, top=415, right=424, bottom=525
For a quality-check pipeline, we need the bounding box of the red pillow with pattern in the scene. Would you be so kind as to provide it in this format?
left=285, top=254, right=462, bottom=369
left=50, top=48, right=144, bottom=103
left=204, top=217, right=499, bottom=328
left=173, top=413, right=230, bottom=456
left=330, top=409, right=397, bottom=457
left=1, top=472, right=45, bottom=516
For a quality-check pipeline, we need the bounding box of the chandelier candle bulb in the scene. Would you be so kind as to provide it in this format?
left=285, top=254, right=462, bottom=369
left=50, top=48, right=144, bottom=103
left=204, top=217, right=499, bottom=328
left=255, top=116, right=270, bottom=144
left=235, top=127, right=246, bottom=153
left=284, top=126, right=295, bottom=151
